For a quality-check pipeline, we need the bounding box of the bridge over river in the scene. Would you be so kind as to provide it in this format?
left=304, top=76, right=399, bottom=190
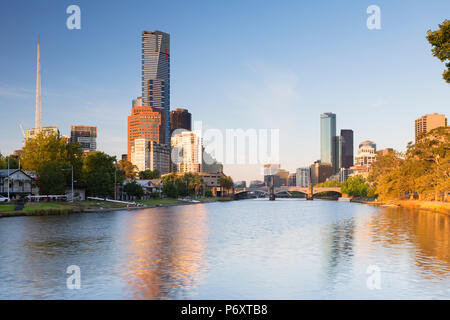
left=234, top=186, right=342, bottom=200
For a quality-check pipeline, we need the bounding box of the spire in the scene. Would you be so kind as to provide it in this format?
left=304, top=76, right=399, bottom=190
left=34, top=35, right=42, bottom=132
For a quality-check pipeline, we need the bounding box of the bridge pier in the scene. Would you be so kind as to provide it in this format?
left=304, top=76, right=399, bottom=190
left=306, top=184, right=313, bottom=200
left=269, top=175, right=275, bottom=201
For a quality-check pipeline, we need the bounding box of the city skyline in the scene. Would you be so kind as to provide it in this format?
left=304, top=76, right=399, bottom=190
left=0, top=1, right=449, bottom=183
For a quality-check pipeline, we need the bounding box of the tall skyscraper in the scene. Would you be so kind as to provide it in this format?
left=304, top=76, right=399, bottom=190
left=415, top=113, right=447, bottom=141
left=320, top=112, right=336, bottom=169
left=141, top=31, right=170, bottom=145
left=127, top=106, right=162, bottom=159
left=340, top=129, right=354, bottom=168
left=70, top=126, right=97, bottom=152
left=170, top=108, right=192, bottom=133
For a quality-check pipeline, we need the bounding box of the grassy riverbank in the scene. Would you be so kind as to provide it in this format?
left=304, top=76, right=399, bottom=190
left=0, top=197, right=233, bottom=218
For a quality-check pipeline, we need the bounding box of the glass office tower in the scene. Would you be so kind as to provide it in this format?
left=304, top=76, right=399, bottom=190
left=141, top=30, right=170, bottom=145
left=320, top=112, right=336, bottom=168
left=340, top=129, right=354, bottom=168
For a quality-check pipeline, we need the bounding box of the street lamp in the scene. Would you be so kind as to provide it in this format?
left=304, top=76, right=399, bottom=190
left=7, top=158, right=10, bottom=200
left=114, top=161, right=117, bottom=200
left=62, top=166, right=74, bottom=202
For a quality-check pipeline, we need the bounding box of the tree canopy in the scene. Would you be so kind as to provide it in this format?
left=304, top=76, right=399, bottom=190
left=123, top=180, right=144, bottom=199
left=37, top=161, right=70, bottom=195
left=161, top=173, right=205, bottom=198
left=369, top=127, right=449, bottom=200
left=139, top=169, right=160, bottom=180
left=20, top=132, right=83, bottom=183
left=81, top=152, right=116, bottom=198
left=427, top=19, right=450, bottom=83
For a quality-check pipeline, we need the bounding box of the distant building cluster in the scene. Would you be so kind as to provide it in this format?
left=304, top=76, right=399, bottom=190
left=263, top=111, right=447, bottom=187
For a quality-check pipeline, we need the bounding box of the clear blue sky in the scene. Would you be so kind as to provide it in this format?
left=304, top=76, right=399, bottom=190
left=0, top=0, right=448, bottom=182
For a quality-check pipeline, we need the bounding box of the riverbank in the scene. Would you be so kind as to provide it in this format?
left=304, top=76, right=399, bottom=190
left=0, top=197, right=233, bottom=218
left=358, top=199, right=450, bottom=215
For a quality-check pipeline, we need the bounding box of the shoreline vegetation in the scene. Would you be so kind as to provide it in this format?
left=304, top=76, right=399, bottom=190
left=359, top=199, right=450, bottom=215
left=0, top=197, right=233, bottom=218
left=1, top=196, right=448, bottom=219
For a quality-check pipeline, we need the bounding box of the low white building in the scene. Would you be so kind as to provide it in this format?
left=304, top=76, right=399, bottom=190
left=355, top=140, right=377, bottom=168
left=122, top=179, right=162, bottom=200
left=0, top=169, right=39, bottom=199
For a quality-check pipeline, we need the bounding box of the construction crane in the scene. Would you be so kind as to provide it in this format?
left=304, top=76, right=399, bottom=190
left=19, top=124, right=25, bottom=138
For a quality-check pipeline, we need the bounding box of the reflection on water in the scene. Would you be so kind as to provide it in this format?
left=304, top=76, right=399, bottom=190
left=0, top=200, right=449, bottom=299
left=122, top=205, right=208, bottom=299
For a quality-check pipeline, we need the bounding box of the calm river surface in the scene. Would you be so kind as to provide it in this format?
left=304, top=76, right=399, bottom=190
left=0, top=199, right=449, bottom=299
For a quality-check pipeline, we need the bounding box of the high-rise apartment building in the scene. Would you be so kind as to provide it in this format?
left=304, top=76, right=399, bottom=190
left=130, top=138, right=170, bottom=174
left=340, top=129, right=354, bottom=169
left=296, top=167, right=311, bottom=187
left=132, top=96, right=143, bottom=108
left=70, top=126, right=97, bottom=152
left=310, top=160, right=333, bottom=185
left=170, top=108, right=192, bottom=133
left=141, top=30, right=170, bottom=145
left=320, top=113, right=337, bottom=178
left=288, top=173, right=297, bottom=187
left=263, top=164, right=289, bottom=187
left=415, top=113, right=447, bottom=141
left=127, top=106, right=162, bottom=159
left=171, top=130, right=202, bottom=173
left=25, top=126, right=59, bottom=140
left=264, top=164, right=280, bottom=176
left=377, top=148, right=394, bottom=156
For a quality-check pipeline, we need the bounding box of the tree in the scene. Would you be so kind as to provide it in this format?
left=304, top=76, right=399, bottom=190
left=81, top=152, right=116, bottom=198
left=427, top=20, right=450, bottom=83
left=183, top=173, right=204, bottom=197
left=219, top=175, right=234, bottom=196
left=341, top=175, right=371, bottom=198
left=138, top=169, right=160, bottom=180
left=161, top=173, right=204, bottom=198
left=21, top=132, right=83, bottom=182
left=369, top=150, right=405, bottom=200
left=316, top=179, right=341, bottom=187
left=0, top=154, right=20, bottom=170
left=368, top=127, right=449, bottom=201
left=37, top=161, right=69, bottom=195
left=123, top=180, right=144, bottom=199
left=117, top=159, right=137, bottom=180
left=162, top=173, right=179, bottom=198
left=407, top=127, right=449, bottom=200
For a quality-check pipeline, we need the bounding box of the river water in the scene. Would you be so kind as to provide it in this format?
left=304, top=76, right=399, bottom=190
left=0, top=199, right=449, bottom=299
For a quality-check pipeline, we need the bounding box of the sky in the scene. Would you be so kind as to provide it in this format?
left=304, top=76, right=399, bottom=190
left=0, top=0, right=448, bottom=183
